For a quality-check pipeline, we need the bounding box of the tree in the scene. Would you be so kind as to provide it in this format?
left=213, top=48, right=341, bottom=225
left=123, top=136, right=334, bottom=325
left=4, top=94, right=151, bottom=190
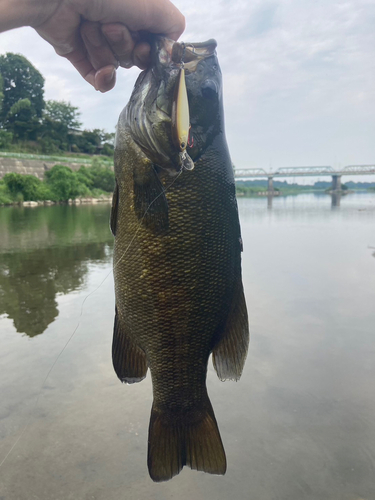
left=5, top=98, right=40, bottom=140
left=72, top=128, right=114, bottom=155
left=44, top=100, right=82, bottom=130
left=0, top=130, right=13, bottom=148
left=0, top=73, right=12, bottom=148
left=40, top=100, right=82, bottom=152
left=0, top=53, right=45, bottom=125
left=0, top=73, right=3, bottom=115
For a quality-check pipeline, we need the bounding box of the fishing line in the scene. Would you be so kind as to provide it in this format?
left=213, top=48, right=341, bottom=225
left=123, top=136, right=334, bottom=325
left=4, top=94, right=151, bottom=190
left=0, top=167, right=184, bottom=470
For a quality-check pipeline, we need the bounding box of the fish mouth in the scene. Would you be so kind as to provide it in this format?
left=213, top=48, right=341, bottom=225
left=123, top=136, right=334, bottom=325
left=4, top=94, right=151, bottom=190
left=152, top=37, right=217, bottom=74
left=125, top=37, right=218, bottom=172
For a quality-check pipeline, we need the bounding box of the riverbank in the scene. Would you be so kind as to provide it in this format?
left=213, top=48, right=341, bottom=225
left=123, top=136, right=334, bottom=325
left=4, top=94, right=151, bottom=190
left=0, top=162, right=114, bottom=206
left=20, top=196, right=112, bottom=207
left=0, top=152, right=113, bottom=181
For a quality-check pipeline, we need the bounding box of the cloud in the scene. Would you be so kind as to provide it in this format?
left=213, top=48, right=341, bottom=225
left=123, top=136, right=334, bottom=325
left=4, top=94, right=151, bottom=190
left=0, top=0, right=374, bottom=168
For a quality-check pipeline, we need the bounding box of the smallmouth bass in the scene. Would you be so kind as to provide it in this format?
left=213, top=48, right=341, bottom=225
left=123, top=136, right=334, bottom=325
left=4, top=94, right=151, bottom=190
left=111, top=36, right=249, bottom=482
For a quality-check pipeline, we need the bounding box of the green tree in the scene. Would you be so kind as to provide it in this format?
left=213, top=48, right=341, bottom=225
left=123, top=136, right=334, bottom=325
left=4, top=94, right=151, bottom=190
left=0, top=72, right=3, bottom=114
left=0, top=74, right=13, bottom=147
left=44, top=100, right=82, bottom=130
left=73, top=129, right=101, bottom=154
left=0, top=73, right=12, bottom=147
left=0, top=53, right=45, bottom=125
left=40, top=100, right=82, bottom=152
left=5, top=98, right=41, bottom=140
left=0, top=130, right=13, bottom=148
left=72, top=128, right=114, bottom=155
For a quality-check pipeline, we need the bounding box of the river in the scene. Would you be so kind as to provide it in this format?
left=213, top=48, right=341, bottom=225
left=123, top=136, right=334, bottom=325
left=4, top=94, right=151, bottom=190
left=0, top=193, right=374, bottom=499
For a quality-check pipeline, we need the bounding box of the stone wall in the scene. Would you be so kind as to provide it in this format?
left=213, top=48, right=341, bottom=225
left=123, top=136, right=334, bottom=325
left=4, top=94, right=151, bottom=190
left=0, top=158, right=84, bottom=180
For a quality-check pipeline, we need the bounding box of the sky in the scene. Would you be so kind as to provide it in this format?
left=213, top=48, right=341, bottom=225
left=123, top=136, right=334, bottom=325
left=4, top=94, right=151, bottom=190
left=0, top=0, right=374, bottom=177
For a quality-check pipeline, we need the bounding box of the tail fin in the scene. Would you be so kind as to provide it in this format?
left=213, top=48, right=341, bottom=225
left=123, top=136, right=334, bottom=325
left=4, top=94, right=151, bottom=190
left=147, top=399, right=226, bottom=482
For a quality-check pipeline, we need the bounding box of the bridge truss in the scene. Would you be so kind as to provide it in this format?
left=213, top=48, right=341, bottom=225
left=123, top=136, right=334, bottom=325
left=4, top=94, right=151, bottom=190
left=235, top=165, right=375, bottom=179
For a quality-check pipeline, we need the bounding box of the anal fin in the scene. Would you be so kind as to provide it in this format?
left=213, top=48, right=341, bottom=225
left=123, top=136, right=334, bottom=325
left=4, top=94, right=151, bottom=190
left=213, top=283, right=249, bottom=381
left=112, top=308, right=148, bottom=383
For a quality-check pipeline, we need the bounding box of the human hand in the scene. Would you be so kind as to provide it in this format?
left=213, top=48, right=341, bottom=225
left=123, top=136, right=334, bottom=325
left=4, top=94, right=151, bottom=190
left=30, top=0, right=185, bottom=92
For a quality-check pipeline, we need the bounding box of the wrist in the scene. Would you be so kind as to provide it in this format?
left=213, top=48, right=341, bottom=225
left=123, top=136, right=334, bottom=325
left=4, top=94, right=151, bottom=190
left=0, top=0, right=59, bottom=32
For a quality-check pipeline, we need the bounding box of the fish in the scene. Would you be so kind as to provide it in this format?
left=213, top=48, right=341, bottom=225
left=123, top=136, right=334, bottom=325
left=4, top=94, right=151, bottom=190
left=110, top=36, right=249, bottom=482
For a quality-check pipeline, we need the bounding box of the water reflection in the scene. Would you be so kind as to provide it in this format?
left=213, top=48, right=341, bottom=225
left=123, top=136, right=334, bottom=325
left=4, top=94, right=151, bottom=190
left=0, top=204, right=113, bottom=252
left=263, top=192, right=344, bottom=210
left=0, top=193, right=375, bottom=499
left=267, top=194, right=273, bottom=209
left=0, top=243, right=112, bottom=336
left=331, top=192, right=341, bottom=208
left=238, top=192, right=375, bottom=223
left=0, top=204, right=113, bottom=337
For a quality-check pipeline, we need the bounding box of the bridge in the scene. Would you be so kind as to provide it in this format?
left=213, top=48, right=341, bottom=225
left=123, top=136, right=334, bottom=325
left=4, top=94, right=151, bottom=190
left=234, top=165, right=375, bottom=192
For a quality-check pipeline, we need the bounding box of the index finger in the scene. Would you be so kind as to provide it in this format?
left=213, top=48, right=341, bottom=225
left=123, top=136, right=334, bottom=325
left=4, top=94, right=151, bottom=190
left=142, top=0, right=186, bottom=40
left=81, top=0, right=185, bottom=41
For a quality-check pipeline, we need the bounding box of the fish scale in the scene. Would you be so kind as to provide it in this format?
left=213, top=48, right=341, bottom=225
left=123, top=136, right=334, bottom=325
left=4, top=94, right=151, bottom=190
left=111, top=36, right=249, bottom=482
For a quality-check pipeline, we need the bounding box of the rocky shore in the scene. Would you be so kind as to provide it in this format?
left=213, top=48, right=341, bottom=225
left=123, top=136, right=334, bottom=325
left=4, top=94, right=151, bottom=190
left=18, top=196, right=112, bottom=207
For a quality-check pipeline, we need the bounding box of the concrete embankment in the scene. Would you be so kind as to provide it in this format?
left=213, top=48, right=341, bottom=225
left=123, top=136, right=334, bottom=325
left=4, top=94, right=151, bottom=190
left=0, top=157, right=84, bottom=180
left=0, top=157, right=112, bottom=206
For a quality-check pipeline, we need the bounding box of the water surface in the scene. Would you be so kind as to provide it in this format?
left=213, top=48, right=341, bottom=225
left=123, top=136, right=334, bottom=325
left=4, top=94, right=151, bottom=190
left=0, top=194, right=374, bottom=499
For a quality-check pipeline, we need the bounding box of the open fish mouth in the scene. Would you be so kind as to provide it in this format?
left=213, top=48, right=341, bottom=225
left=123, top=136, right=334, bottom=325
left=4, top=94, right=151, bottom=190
left=170, top=39, right=217, bottom=71
left=123, top=37, right=218, bottom=173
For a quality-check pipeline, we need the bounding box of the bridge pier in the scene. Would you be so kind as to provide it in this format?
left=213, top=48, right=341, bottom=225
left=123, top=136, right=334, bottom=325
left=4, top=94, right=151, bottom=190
left=331, top=174, right=342, bottom=191
left=267, top=176, right=274, bottom=192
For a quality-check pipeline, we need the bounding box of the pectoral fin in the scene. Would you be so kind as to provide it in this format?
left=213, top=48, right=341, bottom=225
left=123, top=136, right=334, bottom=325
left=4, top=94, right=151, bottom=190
left=110, top=181, right=119, bottom=236
left=112, top=308, right=148, bottom=383
left=133, top=164, right=169, bottom=235
left=212, top=283, right=249, bottom=381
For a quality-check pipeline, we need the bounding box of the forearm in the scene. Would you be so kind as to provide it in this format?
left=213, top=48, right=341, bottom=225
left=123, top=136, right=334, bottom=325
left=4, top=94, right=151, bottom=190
left=0, top=0, right=58, bottom=32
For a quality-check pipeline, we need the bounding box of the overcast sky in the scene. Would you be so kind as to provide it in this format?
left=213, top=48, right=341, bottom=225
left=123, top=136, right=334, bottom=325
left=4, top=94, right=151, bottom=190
left=0, top=0, right=374, bottom=174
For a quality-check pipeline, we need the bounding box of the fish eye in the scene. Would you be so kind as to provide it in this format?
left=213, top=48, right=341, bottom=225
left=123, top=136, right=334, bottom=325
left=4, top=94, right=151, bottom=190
left=201, top=80, right=218, bottom=100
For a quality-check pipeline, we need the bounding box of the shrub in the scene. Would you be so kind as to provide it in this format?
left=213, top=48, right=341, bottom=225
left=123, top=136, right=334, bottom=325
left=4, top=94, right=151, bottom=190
left=45, top=164, right=84, bottom=201
left=3, top=172, right=43, bottom=201
left=0, top=181, right=13, bottom=204
left=77, top=165, right=94, bottom=188
left=39, top=137, right=62, bottom=154
left=0, top=129, right=13, bottom=148
left=102, top=143, right=114, bottom=156
left=90, top=160, right=115, bottom=192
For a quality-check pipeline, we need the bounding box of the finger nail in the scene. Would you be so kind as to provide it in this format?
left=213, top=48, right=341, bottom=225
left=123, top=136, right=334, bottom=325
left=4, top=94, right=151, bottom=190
left=104, top=67, right=116, bottom=84
left=98, top=68, right=116, bottom=92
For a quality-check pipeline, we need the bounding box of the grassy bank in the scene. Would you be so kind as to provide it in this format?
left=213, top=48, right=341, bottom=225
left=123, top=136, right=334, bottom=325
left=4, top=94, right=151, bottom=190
left=0, top=162, right=114, bottom=205
left=0, top=150, right=113, bottom=166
